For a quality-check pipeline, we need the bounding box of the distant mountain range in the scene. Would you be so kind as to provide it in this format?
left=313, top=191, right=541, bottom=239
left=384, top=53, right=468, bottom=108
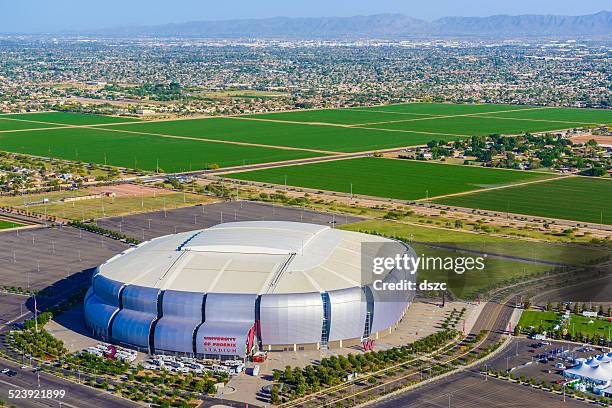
left=88, top=11, right=612, bottom=38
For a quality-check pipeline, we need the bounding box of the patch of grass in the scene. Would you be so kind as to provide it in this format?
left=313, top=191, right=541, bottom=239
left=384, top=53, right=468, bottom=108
left=518, top=310, right=612, bottom=339
left=0, top=219, right=24, bottom=230
left=20, top=191, right=217, bottom=220
left=435, top=177, right=612, bottom=225
left=341, top=219, right=609, bottom=298
left=411, top=244, right=549, bottom=299
left=229, top=157, right=556, bottom=200
left=341, top=219, right=609, bottom=266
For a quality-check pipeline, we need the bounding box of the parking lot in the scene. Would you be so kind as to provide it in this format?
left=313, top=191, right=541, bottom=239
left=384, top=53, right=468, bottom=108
left=96, top=200, right=361, bottom=241
left=0, top=225, right=128, bottom=326
left=487, top=337, right=606, bottom=386
left=0, top=225, right=128, bottom=292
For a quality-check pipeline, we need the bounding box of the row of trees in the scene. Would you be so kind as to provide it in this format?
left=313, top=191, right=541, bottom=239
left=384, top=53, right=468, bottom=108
left=68, top=220, right=141, bottom=245
left=546, top=301, right=611, bottom=317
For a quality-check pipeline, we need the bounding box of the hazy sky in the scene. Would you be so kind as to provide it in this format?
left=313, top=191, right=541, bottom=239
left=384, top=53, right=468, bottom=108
left=2, top=0, right=610, bottom=33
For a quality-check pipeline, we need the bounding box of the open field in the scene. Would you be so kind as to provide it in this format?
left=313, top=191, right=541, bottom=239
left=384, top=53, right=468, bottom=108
left=0, top=219, right=24, bottom=230
left=29, top=191, right=216, bottom=220
left=0, top=104, right=607, bottom=176
left=0, top=127, right=325, bottom=172
left=361, top=115, right=596, bottom=135
left=108, top=117, right=458, bottom=152
left=435, top=176, right=612, bottom=225
left=341, top=219, right=610, bottom=266
left=354, top=102, right=540, bottom=115
left=242, top=109, right=439, bottom=125
left=228, top=157, right=556, bottom=200
left=518, top=310, right=612, bottom=338
left=482, top=107, right=612, bottom=124
left=411, top=244, right=550, bottom=298
left=341, top=219, right=610, bottom=298
left=0, top=118, right=61, bottom=131
left=0, top=187, right=218, bottom=220
left=0, top=111, right=140, bottom=125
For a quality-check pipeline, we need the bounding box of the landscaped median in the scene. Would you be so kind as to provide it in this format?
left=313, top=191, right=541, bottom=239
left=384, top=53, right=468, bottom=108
left=272, top=308, right=511, bottom=407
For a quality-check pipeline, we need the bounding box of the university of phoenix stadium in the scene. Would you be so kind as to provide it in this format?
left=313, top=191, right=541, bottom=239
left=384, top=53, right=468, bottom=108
left=84, top=221, right=416, bottom=358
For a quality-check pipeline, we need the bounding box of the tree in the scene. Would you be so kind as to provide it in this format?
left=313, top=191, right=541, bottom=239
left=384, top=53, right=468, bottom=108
left=270, top=385, right=280, bottom=405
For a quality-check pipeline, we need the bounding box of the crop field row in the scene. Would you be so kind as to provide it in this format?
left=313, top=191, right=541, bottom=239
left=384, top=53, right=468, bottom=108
left=227, top=157, right=556, bottom=200
left=0, top=126, right=325, bottom=173
left=434, top=176, right=612, bottom=225
left=0, top=104, right=609, bottom=179
left=228, top=157, right=612, bottom=225
left=0, top=111, right=140, bottom=126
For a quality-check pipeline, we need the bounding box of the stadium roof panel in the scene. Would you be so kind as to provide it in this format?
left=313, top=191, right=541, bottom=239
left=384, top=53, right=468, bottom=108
left=98, top=221, right=396, bottom=295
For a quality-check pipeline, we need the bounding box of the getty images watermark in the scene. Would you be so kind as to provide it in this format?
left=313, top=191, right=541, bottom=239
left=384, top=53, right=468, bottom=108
left=361, top=242, right=487, bottom=297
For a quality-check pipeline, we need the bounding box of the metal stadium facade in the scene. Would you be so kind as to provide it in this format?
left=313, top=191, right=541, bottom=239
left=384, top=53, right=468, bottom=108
left=84, top=221, right=416, bottom=358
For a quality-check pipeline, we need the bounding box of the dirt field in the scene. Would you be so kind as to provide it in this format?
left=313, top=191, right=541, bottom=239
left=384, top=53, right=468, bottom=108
left=89, top=183, right=172, bottom=198
left=569, top=133, right=612, bottom=146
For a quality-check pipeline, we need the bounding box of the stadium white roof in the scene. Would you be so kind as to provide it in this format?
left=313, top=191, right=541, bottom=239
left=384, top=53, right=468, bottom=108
left=98, top=221, right=404, bottom=295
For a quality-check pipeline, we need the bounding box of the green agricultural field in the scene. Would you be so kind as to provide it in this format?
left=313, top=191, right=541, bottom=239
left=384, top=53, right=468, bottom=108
left=242, top=109, right=436, bottom=125
left=486, top=108, right=612, bottom=125
left=0, top=112, right=140, bottom=126
left=361, top=115, right=593, bottom=136
left=354, top=102, right=538, bottom=115
left=0, top=219, right=24, bottom=230
left=229, top=157, right=556, bottom=200
left=109, top=117, right=462, bottom=152
left=0, top=105, right=608, bottom=174
left=0, top=127, right=325, bottom=172
left=435, top=176, right=612, bottom=225
left=0, top=118, right=61, bottom=131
